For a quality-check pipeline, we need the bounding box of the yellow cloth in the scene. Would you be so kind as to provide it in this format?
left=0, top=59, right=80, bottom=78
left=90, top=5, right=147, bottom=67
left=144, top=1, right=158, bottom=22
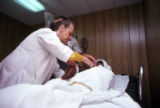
left=69, top=81, right=92, bottom=91
left=69, top=52, right=83, bottom=62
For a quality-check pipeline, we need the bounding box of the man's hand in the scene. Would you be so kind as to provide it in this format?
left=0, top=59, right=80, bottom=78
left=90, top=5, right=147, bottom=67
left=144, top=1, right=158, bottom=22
left=82, top=56, right=95, bottom=68
left=83, top=54, right=96, bottom=66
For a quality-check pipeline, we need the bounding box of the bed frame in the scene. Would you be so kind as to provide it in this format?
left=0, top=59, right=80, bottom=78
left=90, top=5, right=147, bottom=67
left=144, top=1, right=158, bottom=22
left=126, top=66, right=143, bottom=105
left=138, top=66, right=143, bottom=103
left=114, top=66, right=143, bottom=105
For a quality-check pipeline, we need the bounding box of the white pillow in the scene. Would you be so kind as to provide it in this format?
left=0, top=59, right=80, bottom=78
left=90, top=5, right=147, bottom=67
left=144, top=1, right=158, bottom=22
left=69, top=65, right=114, bottom=91
left=110, top=74, right=129, bottom=92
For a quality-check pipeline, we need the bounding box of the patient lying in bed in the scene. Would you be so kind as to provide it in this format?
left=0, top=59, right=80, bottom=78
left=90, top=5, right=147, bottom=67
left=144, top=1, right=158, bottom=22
left=61, top=59, right=112, bottom=80
left=0, top=60, right=141, bottom=108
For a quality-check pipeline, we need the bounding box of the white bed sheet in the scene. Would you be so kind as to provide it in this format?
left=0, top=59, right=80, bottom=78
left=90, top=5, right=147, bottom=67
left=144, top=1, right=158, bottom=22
left=0, top=66, right=141, bottom=108
left=81, top=91, right=140, bottom=108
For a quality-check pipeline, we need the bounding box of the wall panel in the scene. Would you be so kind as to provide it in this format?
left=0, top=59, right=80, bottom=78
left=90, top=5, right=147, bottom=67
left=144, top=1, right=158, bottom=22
left=144, top=0, right=160, bottom=107
left=128, top=4, right=141, bottom=76
left=76, top=15, right=84, bottom=49
left=83, top=13, right=96, bottom=57
left=104, top=10, right=112, bottom=67
left=94, top=11, right=105, bottom=59
left=0, top=13, right=30, bottom=61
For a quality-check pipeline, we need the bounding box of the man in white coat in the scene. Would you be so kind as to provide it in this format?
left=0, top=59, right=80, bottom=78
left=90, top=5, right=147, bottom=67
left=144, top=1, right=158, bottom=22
left=0, top=18, right=96, bottom=89
left=52, top=16, right=93, bottom=74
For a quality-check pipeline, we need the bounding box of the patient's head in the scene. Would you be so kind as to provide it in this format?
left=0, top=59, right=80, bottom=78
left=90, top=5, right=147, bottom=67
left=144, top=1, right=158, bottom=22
left=62, top=59, right=109, bottom=80
left=96, top=61, right=104, bottom=66
left=96, top=59, right=107, bottom=67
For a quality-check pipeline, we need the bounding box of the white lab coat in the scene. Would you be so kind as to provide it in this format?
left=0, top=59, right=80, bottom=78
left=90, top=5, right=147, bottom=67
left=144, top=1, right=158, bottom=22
left=0, top=28, right=73, bottom=89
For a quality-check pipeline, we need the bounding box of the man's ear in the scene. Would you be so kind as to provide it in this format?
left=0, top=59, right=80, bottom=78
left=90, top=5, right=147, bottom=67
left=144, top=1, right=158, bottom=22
left=59, top=24, right=65, bottom=32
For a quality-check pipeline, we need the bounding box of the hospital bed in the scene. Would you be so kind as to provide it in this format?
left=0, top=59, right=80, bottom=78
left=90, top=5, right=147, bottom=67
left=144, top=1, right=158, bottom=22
left=62, top=61, right=143, bottom=107
left=0, top=65, right=143, bottom=108
left=111, top=66, right=143, bottom=105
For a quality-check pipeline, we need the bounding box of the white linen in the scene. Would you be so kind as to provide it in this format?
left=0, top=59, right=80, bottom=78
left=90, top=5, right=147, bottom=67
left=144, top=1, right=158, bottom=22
left=110, top=75, right=129, bottom=92
left=96, top=59, right=112, bottom=71
left=81, top=92, right=140, bottom=108
left=69, top=65, right=114, bottom=91
left=0, top=28, right=73, bottom=89
left=0, top=66, right=141, bottom=108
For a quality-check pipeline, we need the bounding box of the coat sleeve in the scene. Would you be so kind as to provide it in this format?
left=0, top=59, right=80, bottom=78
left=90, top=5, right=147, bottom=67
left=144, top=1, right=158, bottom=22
left=52, top=62, right=65, bottom=78
left=37, top=29, right=73, bottom=62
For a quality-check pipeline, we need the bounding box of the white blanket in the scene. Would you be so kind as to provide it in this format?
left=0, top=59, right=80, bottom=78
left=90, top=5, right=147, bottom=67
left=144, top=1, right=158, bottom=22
left=0, top=66, right=141, bottom=108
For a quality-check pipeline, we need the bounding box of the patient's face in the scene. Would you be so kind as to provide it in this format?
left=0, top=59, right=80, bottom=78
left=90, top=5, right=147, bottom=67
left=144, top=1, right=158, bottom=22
left=96, top=61, right=104, bottom=66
